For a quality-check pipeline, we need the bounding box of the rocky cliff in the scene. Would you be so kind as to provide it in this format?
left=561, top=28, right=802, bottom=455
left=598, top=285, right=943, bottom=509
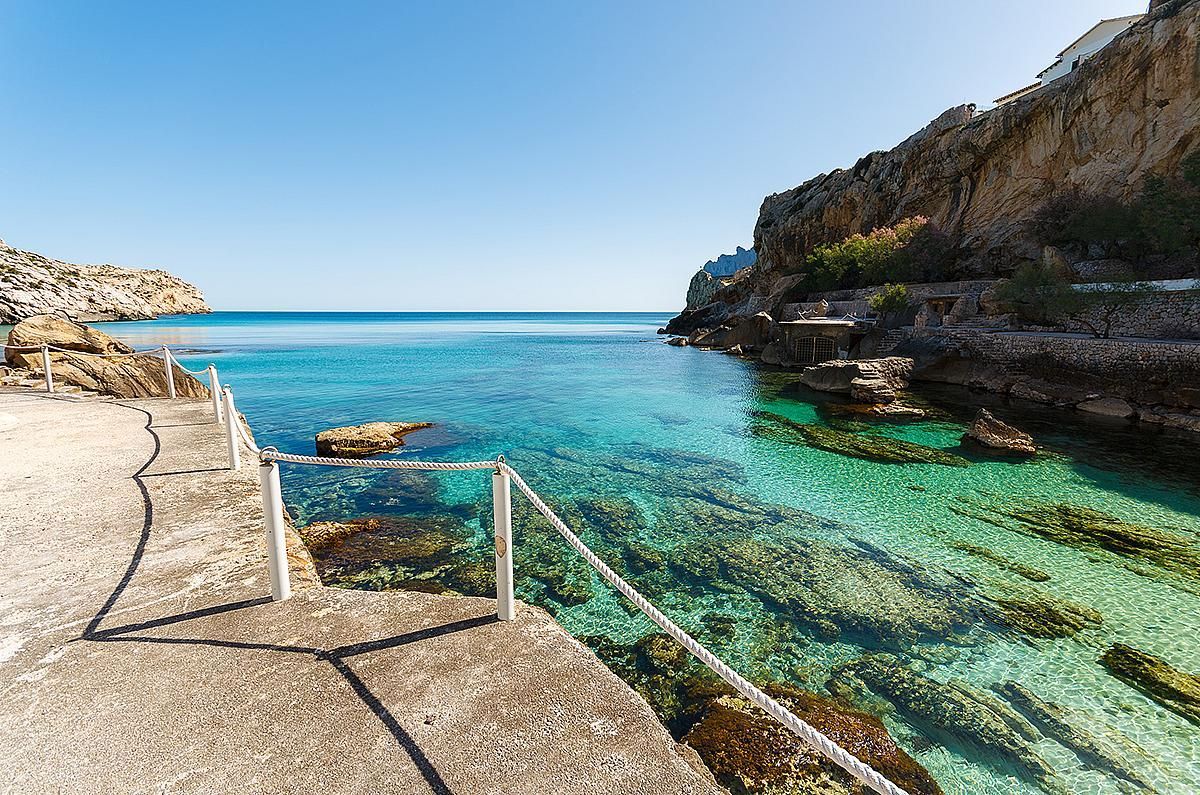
left=0, top=239, right=210, bottom=323
left=671, top=1, right=1199, bottom=331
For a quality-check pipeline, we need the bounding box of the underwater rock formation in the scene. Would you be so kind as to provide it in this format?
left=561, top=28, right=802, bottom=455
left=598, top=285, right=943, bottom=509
left=751, top=411, right=970, bottom=467
left=1100, top=644, right=1200, bottom=727
left=985, top=592, right=1102, bottom=641
left=684, top=684, right=943, bottom=795
left=833, top=656, right=1062, bottom=793
left=668, top=534, right=977, bottom=648
left=950, top=542, right=1050, bottom=582
left=995, top=681, right=1158, bottom=791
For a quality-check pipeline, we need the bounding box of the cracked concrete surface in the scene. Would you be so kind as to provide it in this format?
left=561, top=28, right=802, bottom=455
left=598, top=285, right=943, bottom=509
left=0, top=389, right=722, bottom=794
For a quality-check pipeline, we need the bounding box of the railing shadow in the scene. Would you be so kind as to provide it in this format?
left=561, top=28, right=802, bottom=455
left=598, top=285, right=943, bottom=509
left=81, top=400, right=469, bottom=795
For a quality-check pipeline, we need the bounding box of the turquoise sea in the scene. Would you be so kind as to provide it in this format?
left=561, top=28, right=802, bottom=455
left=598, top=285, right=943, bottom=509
left=102, top=311, right=1200, bottom=794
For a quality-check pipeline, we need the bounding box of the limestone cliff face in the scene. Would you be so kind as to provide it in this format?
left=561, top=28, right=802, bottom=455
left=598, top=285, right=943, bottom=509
left=674, top=2, right=1199, bottom=329
left=0, top=240, right=211, bottom=323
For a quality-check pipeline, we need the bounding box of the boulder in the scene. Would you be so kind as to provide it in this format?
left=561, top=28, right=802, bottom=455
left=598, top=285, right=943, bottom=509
left=5, top=314, right=207, bottom=399
left=664, top=336, right=689, bottom=347
left=963, top=409, right=1036, bottom=454
left=1077, top=397, right=1136, bottom=419
left=684, top=684, right=944, bottom=795
left=314, top=421, right=434, bottom=458
left=849, top=375, right=896, bottom=404
left=722, top=312, right=773, bottom=350
left=5, top=314, right=132, bottom=367
left=799, top=357, right=914, bottom=399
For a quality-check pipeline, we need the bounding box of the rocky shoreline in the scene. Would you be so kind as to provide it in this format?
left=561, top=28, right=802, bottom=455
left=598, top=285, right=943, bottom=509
left=0, top=239, right=210, bottom=323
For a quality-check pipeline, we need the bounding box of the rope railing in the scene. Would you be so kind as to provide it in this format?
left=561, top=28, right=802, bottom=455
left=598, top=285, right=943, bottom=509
left=5, top=339, right=908, bottom=794
left=253, top=446, right=909, bottom=795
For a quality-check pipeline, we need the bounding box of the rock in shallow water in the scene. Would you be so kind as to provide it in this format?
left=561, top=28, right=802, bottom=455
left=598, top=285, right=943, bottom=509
left=833, top=655, right=1063, bottom=793
left=751, top=411, right=970, bottom=467
left=314, top=421, right=434, bottom=458
left=684, top=684, right=944, bottom=795
left=1100, top=643, right=1200, bottom=727
left=962, top=408, right=1036, bottom=455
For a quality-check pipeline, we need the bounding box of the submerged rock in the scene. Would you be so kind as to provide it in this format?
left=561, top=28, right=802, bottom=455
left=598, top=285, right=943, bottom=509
left=668, top=534, right=976, bottom=648
left=1100, top=643, right=1200, bottom=726
left=950, top=542, right=1050, bottom=582
left=994, top=681, right=1158, bottom=791
left=834, top=656, right=1062, bottom=793
left=751, top=411, right=970, bottom=467
left=684, top=684, right=943, bottom=795
left=5, top=314, right=208, bottom=399
left=301, top=514, right=490, bottom=597
left=314, top=421, right=434, bottom=458
left=962, top=409, right=1036, bottom=455
left=985, top=593, right=1102, bottom=640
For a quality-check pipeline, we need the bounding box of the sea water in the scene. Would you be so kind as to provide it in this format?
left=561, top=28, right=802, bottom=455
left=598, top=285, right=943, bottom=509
left=101, top=311, right=1200, bottom=794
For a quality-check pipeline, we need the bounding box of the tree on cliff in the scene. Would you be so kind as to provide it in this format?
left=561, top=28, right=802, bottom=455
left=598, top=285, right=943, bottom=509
left=994, top=262, right=1155, bottom=339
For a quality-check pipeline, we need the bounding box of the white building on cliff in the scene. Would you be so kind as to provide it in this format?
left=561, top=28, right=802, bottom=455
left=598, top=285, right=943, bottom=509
left=994, top=12, right=1144, bottom=106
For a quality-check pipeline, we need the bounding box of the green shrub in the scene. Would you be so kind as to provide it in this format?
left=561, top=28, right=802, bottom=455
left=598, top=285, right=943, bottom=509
left=799, top=216, right=951, bottom=291
left=869, top=283, right=913, bottom=317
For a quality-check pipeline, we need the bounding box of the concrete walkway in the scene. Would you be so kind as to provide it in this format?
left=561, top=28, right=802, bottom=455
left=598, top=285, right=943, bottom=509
left=0, top=389, right=721, bottom=795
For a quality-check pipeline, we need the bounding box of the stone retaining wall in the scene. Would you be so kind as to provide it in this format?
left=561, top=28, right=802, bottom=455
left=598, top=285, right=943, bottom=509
left=1024, top=290, right=1200, bottom=340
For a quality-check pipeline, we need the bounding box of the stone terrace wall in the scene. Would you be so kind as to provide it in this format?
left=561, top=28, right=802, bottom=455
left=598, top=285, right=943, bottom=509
left=958, top=331, right=1200, bottom=406
left=1048, top=290, right=1200, bottom=340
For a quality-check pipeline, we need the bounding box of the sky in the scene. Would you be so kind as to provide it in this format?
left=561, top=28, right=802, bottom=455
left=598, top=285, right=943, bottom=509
left=0, top=0, right=1146, bottom=312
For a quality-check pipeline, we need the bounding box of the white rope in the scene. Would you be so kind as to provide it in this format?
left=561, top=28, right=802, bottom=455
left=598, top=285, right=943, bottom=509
left=232, top=411, right=262, bottom=455
left=497, top=462, right=908, bottom=795
left=263, top=449, right=496, bottom=472
left=164, top=349, right=212, bottom=376
left=259, top=447, right=907, bottom=795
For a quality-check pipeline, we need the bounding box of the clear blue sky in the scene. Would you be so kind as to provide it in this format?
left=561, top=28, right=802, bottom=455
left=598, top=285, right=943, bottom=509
left=0, top=0, right=1144, bottom=311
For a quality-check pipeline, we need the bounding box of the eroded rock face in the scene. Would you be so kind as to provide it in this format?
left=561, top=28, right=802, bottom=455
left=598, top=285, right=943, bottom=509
left=0, top=241, right=210, bottom=323
left=5, top=314, right=207, bottom=399
left=670, top=4, right=1200, bottom=329
left=314, top=421, right=434, bottom=458
left=799, top=358, right=914, bottom=399
left=962, top=408, right=1036, bottom=454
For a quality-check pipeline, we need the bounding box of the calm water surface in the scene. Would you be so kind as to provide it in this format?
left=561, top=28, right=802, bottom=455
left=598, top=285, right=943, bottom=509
left=101, top=311, right=1200, bottom=794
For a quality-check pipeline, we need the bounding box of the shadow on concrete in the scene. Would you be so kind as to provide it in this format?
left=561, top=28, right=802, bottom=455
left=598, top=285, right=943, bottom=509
left=81, top=400, right=473, bottom=795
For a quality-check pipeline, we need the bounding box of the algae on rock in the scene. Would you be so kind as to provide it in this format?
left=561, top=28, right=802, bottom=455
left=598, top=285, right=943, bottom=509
left=751, top=411, right=970, bottom=467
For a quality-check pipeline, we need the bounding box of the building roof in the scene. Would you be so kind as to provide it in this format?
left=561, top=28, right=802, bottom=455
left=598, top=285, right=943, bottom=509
left=1054, top=14, right=1143, bottom=57
left=994, top=81, right=1043, bottom=105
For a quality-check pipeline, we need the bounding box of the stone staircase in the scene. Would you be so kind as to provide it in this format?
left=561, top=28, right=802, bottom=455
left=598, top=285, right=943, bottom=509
left=875, top=327, right=910, bottom=355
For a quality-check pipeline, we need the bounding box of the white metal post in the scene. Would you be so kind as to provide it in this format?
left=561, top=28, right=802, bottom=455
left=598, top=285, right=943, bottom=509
left=223, top=386, right=240, bottom=470
left=40, top=345, right=54, bottom=393
left=492, top=468, right=515, bottom=621
left=259, top=459, right=291, bottom=601
left=162, top=347, right=177, bottom=399
left=207, top=365, right=223, bottom=424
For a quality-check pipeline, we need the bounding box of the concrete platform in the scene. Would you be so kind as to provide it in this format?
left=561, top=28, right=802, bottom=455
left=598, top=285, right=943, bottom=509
left=0, top=389, right=722, bottom=794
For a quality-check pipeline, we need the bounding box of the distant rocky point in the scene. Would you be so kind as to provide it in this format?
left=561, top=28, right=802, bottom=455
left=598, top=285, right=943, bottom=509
left=686, top=246, right=756, bottom=310
left=702, top=246, right=756, bottom=277
left=0, top=238, right=211, bottom=323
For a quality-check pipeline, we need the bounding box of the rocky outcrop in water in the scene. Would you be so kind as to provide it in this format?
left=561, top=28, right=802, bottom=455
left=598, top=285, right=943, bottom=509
left=0, top=239, right=210, bottom=323
left=1100, top=643, right=1200, bottom=726
left=962, top=409, right=1036, bottom=454
left=4, top=314, right=207, bottom=399
left=314, top=421, right=434, bottom=458
left=684, top=684, right=943, bottom=795
left=751, top=411, right=970, bottom=467
left=833, top=656, right=1062, bottom=793
left=994, top=681, right=1158, bottom=791
left=798, top=358, right=914, bottom=404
